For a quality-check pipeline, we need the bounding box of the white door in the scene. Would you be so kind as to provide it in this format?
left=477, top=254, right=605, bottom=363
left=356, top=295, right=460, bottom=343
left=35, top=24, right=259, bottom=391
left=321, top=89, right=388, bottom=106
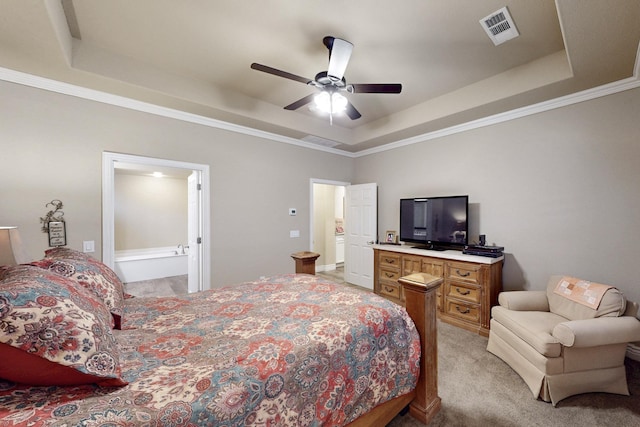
left=344, top=183, right=377, bottom=289
left=187, top=172, right=202, bottom=292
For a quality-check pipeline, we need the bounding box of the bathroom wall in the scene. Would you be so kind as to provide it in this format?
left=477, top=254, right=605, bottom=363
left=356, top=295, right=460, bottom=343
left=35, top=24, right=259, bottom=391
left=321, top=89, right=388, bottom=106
left=313, top=183, right=336, bottom=270
left=114, top=172, right=188, bottom=251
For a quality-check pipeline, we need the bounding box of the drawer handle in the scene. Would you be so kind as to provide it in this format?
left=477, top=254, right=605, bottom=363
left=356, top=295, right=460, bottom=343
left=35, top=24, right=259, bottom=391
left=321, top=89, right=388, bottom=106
left=384, top=258, right=396, bottom=264
left=456, top=306, right=471, bottom=314
left=455, top=287, right=470, bottom=296
left=456, top=269, right=471, bottom=277
left=384, top=272, right=395, bottom=278
left=384, top=286, right=395, bottom=293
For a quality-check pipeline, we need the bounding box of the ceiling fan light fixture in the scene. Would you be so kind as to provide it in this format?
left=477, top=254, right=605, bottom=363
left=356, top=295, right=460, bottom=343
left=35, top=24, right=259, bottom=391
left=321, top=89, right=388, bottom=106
left=251, top=35, right=400, bottom=122
left=314, top=91, right=348, bottom=114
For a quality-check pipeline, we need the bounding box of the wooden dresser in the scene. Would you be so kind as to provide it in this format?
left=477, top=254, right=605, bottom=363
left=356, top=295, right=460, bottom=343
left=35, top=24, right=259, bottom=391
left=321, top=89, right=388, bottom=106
left=373, top=245, right=503, bottom=336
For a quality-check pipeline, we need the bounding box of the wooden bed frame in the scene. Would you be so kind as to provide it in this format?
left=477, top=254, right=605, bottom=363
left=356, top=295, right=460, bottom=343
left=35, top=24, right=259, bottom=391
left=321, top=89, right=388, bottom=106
left=347, top=275, right=442, bottom=426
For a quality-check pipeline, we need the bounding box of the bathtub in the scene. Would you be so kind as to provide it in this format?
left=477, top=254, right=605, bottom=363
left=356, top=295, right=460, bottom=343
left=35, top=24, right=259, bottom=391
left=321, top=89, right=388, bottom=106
left=114, top=246, right=188, bottom=283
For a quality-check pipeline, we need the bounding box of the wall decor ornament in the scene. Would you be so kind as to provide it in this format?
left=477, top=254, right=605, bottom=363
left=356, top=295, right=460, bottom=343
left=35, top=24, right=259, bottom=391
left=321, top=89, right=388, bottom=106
left=40, top=199, right=67, bottom=247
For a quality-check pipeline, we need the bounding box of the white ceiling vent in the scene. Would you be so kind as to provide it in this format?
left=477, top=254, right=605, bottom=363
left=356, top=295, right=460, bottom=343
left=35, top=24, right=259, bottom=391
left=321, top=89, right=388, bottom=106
left=480, top=6, right=519, bottom=46
left=301, top=135, right=340, bottom=148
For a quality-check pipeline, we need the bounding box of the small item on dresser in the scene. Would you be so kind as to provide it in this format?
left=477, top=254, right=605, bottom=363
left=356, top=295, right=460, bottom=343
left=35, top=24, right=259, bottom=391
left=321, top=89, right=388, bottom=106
left=462, top=244, right=504, bottom=257
left=385, top=230, right=398, bottom=244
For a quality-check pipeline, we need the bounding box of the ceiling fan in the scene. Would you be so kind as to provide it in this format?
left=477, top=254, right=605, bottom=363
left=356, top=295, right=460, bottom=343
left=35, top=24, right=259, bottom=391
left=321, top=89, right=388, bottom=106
left=250, top=36, right=402, bottom=123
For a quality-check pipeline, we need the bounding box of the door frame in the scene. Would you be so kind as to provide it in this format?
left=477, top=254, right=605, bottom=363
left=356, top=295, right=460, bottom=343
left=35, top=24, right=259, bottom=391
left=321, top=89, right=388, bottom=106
left=102, top=152, right=211, bottom=291
left=309, top=178, right=350, bottom=268
left=187, top=171, right=203, bottom=293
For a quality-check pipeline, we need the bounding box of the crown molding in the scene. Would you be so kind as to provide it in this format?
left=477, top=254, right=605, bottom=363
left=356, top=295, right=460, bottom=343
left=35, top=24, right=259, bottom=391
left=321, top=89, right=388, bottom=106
left=355, top=73, right=640, bottom=157
left=0, top=67, right=357, bottom=158
left=1, top=61, right=638, bottom=160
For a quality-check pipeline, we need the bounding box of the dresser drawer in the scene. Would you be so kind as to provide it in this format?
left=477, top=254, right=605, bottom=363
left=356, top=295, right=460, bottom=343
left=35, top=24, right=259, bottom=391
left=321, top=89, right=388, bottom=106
left=446, top=262, right=481, bottom=284
left=379, top=252, right=401, bottom=268
left=445, top=298, right=480, bottom=324
left=379, top=267, right=401, bottom=282
left=446, top=281, right=481, bottom=304
left=379, top=282, right=401, bottom=299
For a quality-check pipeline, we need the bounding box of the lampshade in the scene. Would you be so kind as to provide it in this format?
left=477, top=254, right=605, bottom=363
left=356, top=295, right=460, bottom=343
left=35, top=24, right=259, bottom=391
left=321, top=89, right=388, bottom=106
left=0, top=227, right=30, bottom=266
left=313, top=91, right=348, bottom=114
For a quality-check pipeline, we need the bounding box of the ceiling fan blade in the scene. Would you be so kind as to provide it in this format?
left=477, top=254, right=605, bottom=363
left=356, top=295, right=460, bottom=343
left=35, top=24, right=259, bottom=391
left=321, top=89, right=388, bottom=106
left=250, top=63, right=311, bottom=84
left=323, top=36, right=353, bottom=81
left=351, top=83, right=402, bottom=94
left=345, top=101, right=362, bottom=120
left=284, top=93, right=316, bottom=111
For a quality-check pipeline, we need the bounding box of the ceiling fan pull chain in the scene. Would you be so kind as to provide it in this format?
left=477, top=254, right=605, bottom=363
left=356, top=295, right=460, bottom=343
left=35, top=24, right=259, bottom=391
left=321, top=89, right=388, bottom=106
left=329, top=95, right=333, bottom=125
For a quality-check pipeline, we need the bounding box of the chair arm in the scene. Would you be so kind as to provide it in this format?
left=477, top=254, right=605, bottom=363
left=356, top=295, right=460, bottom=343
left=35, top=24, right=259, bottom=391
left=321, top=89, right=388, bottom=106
left=553, top=316, right=640, bottom=347
left=498, top=291, right=549, bottom=311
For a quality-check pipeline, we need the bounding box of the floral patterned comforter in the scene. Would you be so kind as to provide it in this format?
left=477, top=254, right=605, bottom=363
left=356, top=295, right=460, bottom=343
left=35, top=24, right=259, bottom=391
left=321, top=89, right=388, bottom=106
left=0, top=274, right=420, bottom=426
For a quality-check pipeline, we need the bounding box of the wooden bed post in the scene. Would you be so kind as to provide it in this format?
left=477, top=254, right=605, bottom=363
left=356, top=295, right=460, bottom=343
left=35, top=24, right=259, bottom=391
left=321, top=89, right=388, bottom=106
left=399, top=274, right=443, bottom=425
left=342, top=271, right=443, bottom=427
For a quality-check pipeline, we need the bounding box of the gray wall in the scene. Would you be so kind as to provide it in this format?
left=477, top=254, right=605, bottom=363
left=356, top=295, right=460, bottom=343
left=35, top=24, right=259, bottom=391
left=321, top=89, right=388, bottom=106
left=354, top=87, right=640, bottom=304
left=0, top=80, right=353, bottom=287
left=2, top=77, right=639, bottom=304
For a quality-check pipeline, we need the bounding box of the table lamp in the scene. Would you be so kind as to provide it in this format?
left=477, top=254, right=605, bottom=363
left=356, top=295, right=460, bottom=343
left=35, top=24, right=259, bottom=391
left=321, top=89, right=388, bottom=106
left=0, top=226, right=30, bottom=266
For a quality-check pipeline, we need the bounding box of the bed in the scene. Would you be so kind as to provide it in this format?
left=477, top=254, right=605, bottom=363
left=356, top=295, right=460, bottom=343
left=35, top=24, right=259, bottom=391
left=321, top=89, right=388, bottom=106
left=0, top=248, right=440, bottom=426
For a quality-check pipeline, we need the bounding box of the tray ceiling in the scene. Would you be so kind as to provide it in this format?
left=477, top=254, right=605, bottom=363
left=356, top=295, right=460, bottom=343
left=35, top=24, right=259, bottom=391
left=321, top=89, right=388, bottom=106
left=0, top=0, right=638, bottom=152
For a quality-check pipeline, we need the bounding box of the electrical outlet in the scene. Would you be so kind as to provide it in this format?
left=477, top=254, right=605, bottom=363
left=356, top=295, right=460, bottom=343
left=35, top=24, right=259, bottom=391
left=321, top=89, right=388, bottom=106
left=83, top=240, right=95, bottom=253
left=290, top=230, right=300, bottom=238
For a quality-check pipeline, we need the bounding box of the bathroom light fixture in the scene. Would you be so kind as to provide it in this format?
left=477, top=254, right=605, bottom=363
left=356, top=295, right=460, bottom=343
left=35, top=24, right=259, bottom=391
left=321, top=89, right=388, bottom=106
left=152, top=171, right=164, bottom=178
left=0, top=226, right=30, bottom=266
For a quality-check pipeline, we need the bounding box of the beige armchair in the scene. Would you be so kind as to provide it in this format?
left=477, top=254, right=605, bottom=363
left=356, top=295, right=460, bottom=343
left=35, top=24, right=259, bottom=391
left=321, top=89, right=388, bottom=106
left=487, top=275, right=640, bottom=406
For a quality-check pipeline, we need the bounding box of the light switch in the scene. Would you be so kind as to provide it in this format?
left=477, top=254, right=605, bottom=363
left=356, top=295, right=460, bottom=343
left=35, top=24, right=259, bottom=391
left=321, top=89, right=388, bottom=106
left=289, top=208, right=297, bottom=216
left=83, top=240, right=95, bottom=253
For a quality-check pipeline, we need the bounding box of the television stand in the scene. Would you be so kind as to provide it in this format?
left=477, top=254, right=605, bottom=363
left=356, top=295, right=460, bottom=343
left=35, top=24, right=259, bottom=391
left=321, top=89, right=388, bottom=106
left=373, top=244, right=503, bottom=336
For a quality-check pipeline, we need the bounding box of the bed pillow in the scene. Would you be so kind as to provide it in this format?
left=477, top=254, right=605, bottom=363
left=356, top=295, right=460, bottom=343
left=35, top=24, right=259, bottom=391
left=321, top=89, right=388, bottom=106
left=43, top=247, right=93, bottom=261
left=35, top=248, right=125, bottom=329
left=0, top=265, right=127, bottom=387
left=0, top=265, right=13, bottom=280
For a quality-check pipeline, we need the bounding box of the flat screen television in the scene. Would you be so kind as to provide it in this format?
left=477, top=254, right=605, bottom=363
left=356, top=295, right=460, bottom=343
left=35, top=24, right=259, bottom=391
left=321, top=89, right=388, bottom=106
left=399, top=195, right=468, bottom=250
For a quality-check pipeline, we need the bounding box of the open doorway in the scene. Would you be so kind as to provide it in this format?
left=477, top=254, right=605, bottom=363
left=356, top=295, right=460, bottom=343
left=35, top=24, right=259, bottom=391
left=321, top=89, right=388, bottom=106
left=102, top=152, right=211, bottom=293
left=310, top=179, right=349, bottom=282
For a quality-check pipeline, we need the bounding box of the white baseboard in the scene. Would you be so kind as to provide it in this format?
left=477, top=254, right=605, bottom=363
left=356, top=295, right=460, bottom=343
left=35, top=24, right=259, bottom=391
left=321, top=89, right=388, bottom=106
left=316, top=263, right=337, bottom=273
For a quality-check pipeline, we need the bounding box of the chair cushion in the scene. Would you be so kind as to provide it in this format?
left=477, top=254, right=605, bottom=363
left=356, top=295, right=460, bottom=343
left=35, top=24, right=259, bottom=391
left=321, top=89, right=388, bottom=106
left=546, top=276, right=626, bottom=321
left=491, top=306, right=565, bottom=357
